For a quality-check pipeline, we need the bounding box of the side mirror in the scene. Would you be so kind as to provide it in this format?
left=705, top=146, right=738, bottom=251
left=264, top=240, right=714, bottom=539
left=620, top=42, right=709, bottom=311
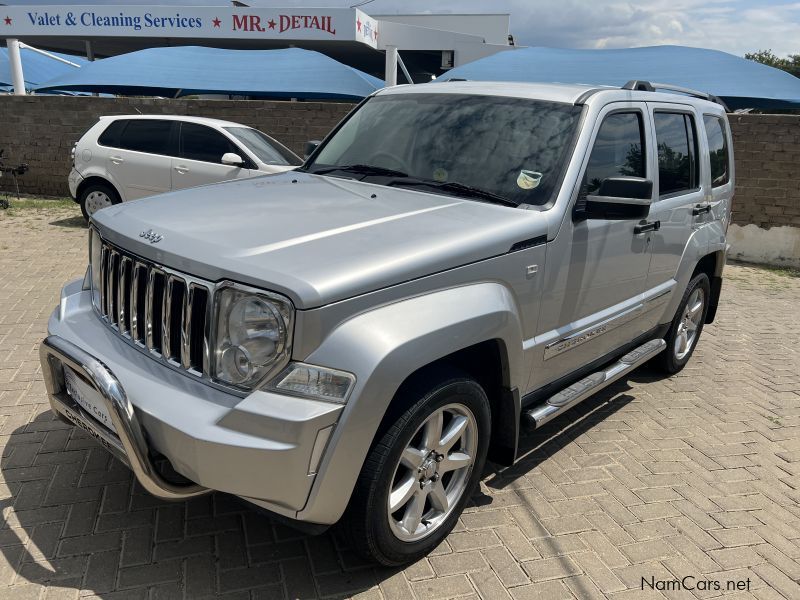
left=221, top=152, right=244, bottom=166
left=583, top=177, right=653, bottom=220
left=304, top=140, right=321, bottom=159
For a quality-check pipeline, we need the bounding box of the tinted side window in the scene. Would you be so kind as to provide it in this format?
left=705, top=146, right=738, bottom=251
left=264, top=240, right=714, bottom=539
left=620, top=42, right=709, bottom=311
left=654, top=112, right=699, bottom=197
left=585, top=112, right=645, bottom=195
left=97, top=120, right=127, bottom=148
left=118, top=120, right=174, bottom=155
left=179, top=123, right=237, bottom=164
left=703, top=115, right=730, bottom=187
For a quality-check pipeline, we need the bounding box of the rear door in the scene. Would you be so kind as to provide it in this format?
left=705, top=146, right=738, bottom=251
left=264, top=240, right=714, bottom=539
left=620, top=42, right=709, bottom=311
left=105, top=119, right=175, bottom=200
left=171, top=122, right=255, bottom=190
left=642, top=105, right=708, bottom=309
left=701, top=113, right=735, bottom=232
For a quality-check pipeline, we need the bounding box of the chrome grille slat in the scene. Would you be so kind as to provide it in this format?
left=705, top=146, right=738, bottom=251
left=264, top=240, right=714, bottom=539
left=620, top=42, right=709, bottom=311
left=94, top=239, right=211, bottom=380
left=181, top=284, right=195, bottom=370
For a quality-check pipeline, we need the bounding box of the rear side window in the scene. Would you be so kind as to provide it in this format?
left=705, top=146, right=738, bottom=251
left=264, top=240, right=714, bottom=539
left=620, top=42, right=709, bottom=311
left=118, top=120, right=174, bottom=155
left=585, top=112, right=645, bottom=195
left=97, top=119, right=127, bottom=147
left=654, top=112, right=699, bottom=197
left=179, top=123, right=238, bottom=164
left=703, top=115, right=730, bottom=187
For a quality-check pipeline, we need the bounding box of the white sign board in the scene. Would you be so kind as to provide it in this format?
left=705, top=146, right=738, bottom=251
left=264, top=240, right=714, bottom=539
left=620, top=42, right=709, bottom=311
left=1, top=5, right=380, bottom=49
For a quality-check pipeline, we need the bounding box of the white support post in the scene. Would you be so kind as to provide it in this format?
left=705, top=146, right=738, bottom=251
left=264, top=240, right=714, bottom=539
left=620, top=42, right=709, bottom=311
left=6, top=39, right=26, bottom=95
left=384, top=45, right=398, bottom=87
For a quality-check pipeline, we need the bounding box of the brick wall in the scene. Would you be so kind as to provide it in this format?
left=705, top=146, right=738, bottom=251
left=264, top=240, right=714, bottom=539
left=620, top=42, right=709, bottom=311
left=1, top=97, right=798, bottom=232
left=729, top=114, right=800, bottom=229
left=0, top=95, right=354, bottom=197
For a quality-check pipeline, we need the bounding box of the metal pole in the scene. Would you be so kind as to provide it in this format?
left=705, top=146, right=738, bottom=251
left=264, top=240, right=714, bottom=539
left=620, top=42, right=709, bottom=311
left=18, top=42, right=82, bottom=67
left=384, top=45, right=397, bottom=87
left=6, top=39, right=26, bottom=95
left=85, top=40, right=95, bottom=62
left=396, top=50, right=413, bottom=84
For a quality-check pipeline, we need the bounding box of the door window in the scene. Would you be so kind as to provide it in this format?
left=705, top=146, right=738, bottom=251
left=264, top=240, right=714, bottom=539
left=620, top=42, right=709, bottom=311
left=179, top=123, right=239, bottom=164
left=654, top=112, right=699, bottom=197
left=703, top=115, right=730, bottom=187
left=117, top=120, right=174, bottom=155
left=584, top=112, right=645, bottom=195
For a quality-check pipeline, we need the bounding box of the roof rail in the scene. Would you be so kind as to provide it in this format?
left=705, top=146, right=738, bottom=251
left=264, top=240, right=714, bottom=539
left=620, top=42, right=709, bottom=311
left=622, top=80, right=729, bottom=111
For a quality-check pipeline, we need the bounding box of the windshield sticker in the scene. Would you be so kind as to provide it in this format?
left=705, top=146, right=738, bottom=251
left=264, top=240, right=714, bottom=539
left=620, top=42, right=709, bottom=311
left=517, top=170, right=543, bottom=190
left=433, top=167, right=448, bottom=182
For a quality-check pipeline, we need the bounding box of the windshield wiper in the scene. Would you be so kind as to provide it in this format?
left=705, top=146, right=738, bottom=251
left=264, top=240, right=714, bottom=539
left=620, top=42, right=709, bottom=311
left=386, top=178, right=519, bottom=208
left=307, top=164, right=409, bottom=178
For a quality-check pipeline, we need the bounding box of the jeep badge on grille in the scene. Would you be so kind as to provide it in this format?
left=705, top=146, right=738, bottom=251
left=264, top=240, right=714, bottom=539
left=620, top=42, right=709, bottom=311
left=140, top=229, right=163, bottom=244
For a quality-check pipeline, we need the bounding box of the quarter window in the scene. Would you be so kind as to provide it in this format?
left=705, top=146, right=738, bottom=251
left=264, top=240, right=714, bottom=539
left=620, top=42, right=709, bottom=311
left=179, top=123, right=239, bottom=164
left=97, top=119, right=127, bottom=148
left=118, top=120, right=174, bottom=155
left=585, top=112, right=645, bottom=195
left=703, top=115, right=730, bottom=187
left=654, top=112, right=699, bottom=197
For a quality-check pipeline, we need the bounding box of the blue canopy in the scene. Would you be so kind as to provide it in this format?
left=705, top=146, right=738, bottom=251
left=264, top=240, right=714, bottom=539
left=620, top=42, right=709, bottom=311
left=35, top=46, right=383, bottom=100
left=1, top=47, right=85, bottom=90
left=438, top=45, right=800, bottom=110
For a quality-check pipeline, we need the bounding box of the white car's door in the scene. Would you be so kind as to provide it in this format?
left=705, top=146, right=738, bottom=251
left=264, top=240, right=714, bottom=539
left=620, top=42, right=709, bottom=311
left=105, top=119, right=174, bottom=200
left=171, top=122, right=255, bottom=190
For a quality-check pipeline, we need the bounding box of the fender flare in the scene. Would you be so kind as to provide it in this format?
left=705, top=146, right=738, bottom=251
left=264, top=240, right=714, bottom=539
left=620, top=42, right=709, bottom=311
left=295, top=282, right=525, bottom=524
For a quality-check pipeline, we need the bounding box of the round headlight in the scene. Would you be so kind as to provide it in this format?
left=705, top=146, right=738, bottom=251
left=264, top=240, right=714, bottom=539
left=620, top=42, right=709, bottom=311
left=213, top=287, right=293, bottom=390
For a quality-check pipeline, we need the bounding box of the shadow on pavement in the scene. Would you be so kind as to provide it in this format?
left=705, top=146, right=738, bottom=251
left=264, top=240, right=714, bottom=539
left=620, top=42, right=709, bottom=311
left=49, top=216, right=87, bottom=229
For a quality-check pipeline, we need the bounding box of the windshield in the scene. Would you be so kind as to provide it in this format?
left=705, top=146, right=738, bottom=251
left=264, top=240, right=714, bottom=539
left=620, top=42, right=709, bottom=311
left=307, top=93, right=583, bottom=206
left=224, top=127, right=301, bottom=166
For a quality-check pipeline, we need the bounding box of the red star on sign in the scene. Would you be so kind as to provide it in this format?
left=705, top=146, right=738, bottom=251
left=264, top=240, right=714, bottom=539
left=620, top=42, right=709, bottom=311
left=356, top=18, right=361, bottom=32
left=267, top=18, right=276, bottom=29
left=212, top=17, right=221, bottom=28
left=3, top=16, right=11, bottom=25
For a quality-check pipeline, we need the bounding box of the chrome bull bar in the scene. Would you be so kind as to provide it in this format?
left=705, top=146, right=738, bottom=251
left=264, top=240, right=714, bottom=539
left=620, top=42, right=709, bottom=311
left=39, top=335, right=210, bottom=500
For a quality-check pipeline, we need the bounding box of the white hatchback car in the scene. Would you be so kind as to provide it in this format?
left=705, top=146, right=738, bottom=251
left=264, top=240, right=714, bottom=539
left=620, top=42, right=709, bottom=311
left=68, top=115, right=302, bottom=219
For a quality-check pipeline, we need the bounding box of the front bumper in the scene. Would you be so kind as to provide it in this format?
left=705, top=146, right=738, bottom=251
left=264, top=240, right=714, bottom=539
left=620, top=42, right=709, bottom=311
left=40, top=280, right=343, bottom=519
left=67, top=168, right=82, bottom=200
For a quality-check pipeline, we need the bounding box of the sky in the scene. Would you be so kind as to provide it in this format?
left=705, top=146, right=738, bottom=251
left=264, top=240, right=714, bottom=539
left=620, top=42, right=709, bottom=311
left=4, top=0, right=799, bottom=57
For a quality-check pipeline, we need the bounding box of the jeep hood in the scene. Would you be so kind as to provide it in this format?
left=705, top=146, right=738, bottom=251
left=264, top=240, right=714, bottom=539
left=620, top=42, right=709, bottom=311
left=93, top=171, right=548, bottom=309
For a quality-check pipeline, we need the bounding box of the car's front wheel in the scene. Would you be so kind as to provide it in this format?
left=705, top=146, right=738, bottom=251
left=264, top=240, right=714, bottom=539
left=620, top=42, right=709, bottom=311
left=345, top=371, right=490, bottom=565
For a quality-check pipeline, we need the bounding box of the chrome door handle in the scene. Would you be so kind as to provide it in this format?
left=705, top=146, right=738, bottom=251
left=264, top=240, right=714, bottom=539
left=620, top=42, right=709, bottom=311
left=692, top=204, right=711, bottom=216
left=634, top=220, right=660, bottom=235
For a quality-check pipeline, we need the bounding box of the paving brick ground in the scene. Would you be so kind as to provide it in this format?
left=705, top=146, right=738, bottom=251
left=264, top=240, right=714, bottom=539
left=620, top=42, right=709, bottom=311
left=1, top=202, right=800, bottom=599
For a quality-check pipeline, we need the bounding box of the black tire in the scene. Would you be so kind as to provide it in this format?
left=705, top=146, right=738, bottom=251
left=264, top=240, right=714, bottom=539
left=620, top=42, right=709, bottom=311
left=344, top=371, right=491, bottom=566
left=656, top=272, right=711, bottom=374
left=79, top=181, right=120, bottom=221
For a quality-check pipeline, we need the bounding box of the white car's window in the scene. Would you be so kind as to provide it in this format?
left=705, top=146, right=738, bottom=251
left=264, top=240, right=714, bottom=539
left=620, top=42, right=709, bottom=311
left=179, top=123, right=240, bottom=164
left=118, top=120, right=174, bottom=156
left=224, top=127, right=301, bottom=166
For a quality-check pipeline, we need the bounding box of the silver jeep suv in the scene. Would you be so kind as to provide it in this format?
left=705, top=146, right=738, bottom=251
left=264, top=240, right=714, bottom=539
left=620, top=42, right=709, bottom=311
left=40, top=80, right=733, bottom=565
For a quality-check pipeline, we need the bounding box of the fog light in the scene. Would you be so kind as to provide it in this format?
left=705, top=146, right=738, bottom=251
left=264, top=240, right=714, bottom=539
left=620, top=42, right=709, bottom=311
left=266, top=363, right=355, bottom=404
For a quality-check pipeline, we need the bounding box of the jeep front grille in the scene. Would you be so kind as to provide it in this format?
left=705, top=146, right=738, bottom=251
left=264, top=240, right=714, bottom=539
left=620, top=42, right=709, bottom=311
left=96, top=239, right=211, bottom=377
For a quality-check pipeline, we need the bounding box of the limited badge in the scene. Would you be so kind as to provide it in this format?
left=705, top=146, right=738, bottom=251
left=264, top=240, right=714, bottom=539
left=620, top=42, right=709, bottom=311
left=433, top=167, right=448, bottom=182
left=517, top=170, right=543, bottom=190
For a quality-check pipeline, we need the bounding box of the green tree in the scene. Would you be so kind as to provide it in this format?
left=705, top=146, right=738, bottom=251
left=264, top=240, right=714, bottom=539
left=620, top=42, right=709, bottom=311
left=745, top=49, right=800, bottom=77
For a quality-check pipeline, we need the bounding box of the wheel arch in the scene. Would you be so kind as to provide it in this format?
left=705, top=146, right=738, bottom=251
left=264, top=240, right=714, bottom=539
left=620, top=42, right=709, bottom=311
left=295, top=282, right=526, bottom=524
left=692, top=249, right=725, bottom=324
left=76, top=175, right=122, bottom=203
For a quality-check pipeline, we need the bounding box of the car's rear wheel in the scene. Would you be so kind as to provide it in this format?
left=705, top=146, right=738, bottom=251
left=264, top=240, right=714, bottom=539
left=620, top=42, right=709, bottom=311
left=79, top=182, right=120, bottom=221
left=344, top=371, right=490, bottom=566
left=656, top=272, right=710, bottom=374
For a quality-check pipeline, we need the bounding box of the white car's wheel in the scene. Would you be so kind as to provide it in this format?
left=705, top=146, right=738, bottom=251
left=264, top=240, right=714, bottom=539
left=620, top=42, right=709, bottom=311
left=79, top=183, right=120, bottom=221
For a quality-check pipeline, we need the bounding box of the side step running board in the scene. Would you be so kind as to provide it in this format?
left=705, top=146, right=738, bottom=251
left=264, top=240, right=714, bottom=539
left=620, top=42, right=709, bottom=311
left=524, top=338, right=666, bottom=429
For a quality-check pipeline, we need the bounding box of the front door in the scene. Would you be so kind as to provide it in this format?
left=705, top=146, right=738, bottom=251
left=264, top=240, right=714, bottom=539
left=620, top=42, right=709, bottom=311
left=531, top=104, right=655, bottom=390
left=171, top=122, right=253, bottom=191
